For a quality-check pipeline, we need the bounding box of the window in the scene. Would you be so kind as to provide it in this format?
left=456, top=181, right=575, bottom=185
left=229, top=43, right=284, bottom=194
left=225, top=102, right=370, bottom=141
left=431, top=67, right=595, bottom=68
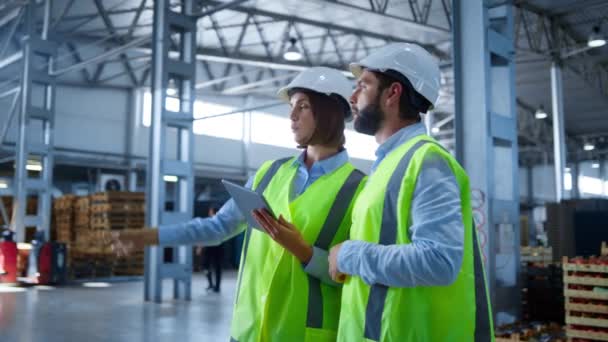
left=142, top=92, right=377, bottom=160
left=250, top=112, right=295, bottom=149
left=193, top=102, right=243, bottom=140
left=564, top=171, right=572, bottom=191
left=142, top=92, right=243, bottom=141
left=579, top=175, right=603, bottom=195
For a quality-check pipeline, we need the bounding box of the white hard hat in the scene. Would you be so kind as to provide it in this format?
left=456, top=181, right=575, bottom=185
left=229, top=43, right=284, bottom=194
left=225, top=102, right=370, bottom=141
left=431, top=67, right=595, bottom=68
left=349, top=43, right=441, bottom=107
left=277, top=66, right=353, bottom=120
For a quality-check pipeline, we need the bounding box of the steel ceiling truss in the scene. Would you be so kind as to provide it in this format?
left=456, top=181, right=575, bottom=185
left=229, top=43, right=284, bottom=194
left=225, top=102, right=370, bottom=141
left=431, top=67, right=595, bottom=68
left=1, top=0, right=607, bottom=167
left=515, top=3, right=608, bottom=97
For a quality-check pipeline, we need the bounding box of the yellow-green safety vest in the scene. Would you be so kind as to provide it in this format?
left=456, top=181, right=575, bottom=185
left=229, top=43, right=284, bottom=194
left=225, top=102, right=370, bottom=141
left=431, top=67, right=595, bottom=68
left=230, top=156, right=366, bottom=342
left=337, top=135, right=494, bottom=341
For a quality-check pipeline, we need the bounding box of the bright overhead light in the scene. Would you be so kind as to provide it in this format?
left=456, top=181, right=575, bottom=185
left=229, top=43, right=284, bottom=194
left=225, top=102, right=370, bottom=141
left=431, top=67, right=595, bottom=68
left=588, top=26, right=606, bottom=48
left=166, top=79, right=178, bottom=96
left=163, top=175, right=178, bottom=183
left=592, top=162, right=600, bottom=169
left=534, top=105, right=547, bottom=119
left=565, top=167, right=571, bottom=173
left=283, top=38, right=302, bottom=61
left=584, top=142, right=595, bottom=151
left=26, top=160, right=42, bottom=172
left=0, top=182, right=6, bottom=189
left=431, top=126, right=440, bottom=134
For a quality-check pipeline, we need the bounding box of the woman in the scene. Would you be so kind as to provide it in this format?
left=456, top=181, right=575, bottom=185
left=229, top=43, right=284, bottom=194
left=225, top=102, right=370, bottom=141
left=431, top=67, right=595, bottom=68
left=108, top=67, right=366, bottom=341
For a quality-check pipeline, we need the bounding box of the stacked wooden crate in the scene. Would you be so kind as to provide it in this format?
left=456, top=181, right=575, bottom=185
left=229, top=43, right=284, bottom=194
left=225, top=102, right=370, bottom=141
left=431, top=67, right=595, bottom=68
left=90, top=192, right=145, bottom=276
left=69, top=195, right=114, bottom=278
left=495, top=322, right=565, bottom=341
left=521, top=246, right=553, bottom=265
left=521, top=263, right=564, bottom=324
left=53, top=195, right=76, bottom=244
left=90, top=192, right=145, bottom=230
left=563, top=255, right=608, bottom=341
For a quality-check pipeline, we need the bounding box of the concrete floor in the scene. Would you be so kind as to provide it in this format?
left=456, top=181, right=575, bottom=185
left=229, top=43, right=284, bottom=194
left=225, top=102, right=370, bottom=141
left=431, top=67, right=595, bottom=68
left=0, top=271, right=237, bottom=342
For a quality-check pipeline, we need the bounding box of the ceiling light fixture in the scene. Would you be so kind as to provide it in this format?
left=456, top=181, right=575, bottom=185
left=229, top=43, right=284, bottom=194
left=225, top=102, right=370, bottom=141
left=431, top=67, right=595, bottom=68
left=534, top=105, right=547, bottom=119
left=584, top=142, right=595, bottom=151
left=166, top=79, right=178, bottom=96
left=283, top=38, right=302, bottom=61
left=588, top=26, right=606, bottom=48
left=25, top=160, right=42, bottom=172
left=163, top=175, right=178, bottom=183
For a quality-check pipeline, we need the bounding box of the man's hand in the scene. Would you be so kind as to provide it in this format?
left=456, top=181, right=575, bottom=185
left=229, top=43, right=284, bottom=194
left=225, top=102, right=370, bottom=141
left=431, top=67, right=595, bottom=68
left=102, top=229, right=159, bottom=257
left=329, top=242, right=347, bottom=283
left=252, top=209, right=313, bottom=263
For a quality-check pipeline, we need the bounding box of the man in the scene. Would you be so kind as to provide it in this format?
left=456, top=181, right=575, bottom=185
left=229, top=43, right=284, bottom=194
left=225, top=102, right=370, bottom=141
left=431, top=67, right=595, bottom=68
left=328, top=43, right=494, bottom=341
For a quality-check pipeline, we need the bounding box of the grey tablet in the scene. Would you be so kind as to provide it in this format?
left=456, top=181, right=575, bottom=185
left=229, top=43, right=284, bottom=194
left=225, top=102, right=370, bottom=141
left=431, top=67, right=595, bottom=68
left=222, top=180, right=276, bottom=229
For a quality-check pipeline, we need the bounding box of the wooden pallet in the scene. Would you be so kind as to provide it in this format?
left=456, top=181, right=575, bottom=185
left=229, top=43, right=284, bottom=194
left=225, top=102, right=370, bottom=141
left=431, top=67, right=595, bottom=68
left=90, top=191, right=145, bottom=204
left=566, top=328, right=608, bottom=341
left=496, top=334, right=523, bottom=341
left=522, top=246, right=553, bottom=264
left=564, top=255, right=608, bottom=340
left=90, top=203, right=144, bottom=213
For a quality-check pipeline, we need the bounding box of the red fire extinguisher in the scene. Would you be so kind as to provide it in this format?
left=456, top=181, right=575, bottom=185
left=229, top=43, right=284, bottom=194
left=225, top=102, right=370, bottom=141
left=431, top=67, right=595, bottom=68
left=0, top=228, right=18, bottom=283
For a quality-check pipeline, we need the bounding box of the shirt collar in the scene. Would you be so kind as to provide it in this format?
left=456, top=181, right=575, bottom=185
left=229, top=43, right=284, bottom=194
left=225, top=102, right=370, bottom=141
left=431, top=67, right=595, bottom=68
left=375, top=122, right=427, bottom=159
left=292, top=148, right=350, bottom=174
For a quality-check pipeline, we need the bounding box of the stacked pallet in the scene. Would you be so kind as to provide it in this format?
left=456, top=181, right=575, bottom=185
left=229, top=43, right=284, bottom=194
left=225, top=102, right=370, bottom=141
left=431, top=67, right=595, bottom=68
left=77, top=192, right=145, bottom=277
left=51, top=192, right=147, bottom=278
left=563, top=255, right=608, bottom=341
left=521, top=263, right=564, bottom=324
left=53, top=195, right=76, bottom=243
left=521, top=246, right=553, bottom=265
left=74, top=196, right=90, bottom=231
left=495, top=322, right=565, bottom=341
left=90, top=192, right=145, bottom=230
left=113, top=230, right=145, bottom=276
left=70, top=247, right=114, bottom=279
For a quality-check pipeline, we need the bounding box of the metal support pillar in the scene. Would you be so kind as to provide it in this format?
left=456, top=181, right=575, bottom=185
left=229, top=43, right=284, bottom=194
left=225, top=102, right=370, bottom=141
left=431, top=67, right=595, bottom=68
left=601, top=158, right=606, bottom=197
left=526, top=165, right=534, bottom=206
left=424, top=111, right=434, bottom=135
left=453, top=2, right=520, bottom=324
left=11, top=0, right=56, bottom=242
left=551, top=62, right=567, bottom=202
left=241, top=96, right=253, bottom=177
left=571, top=161, right=580, bottom=199
left=126, top=88, right=140, bottom=192
left=144, top=0, right=197, bottom=302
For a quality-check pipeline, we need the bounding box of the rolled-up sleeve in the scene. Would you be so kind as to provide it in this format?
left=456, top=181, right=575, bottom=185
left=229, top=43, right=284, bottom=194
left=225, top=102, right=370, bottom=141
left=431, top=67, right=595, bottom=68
left=337, top=154, right=464, bottom=287
left=303, top=246, right=341, bottom=286
left=158, top=177, right=252, bottom=246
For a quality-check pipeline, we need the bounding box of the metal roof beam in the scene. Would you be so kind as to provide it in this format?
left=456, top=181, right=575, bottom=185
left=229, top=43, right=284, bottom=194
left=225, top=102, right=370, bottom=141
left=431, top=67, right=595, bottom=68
left=203, top=0, right=450, bottom=60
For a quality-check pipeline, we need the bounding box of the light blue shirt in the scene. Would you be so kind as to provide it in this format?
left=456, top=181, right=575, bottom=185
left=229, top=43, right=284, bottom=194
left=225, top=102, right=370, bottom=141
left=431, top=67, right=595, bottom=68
left=337, top=122, right=465, bottom=287
left=159, top=149, right=350, bottom=286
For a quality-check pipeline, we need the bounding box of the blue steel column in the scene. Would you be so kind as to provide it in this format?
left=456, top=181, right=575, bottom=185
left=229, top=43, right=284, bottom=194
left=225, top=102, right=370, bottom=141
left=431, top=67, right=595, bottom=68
left=145, top=0, right=196, bottom=302
left=453, top=2, right=520, bottom=324
left=11, top=0, right=56, bottom=242
left=551, top=62, right=567, bottom=202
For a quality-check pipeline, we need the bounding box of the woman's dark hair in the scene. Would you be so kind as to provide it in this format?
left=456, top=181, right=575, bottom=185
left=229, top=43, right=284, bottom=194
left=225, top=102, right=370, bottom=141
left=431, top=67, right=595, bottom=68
left=288, top=88, right=346, bottom=148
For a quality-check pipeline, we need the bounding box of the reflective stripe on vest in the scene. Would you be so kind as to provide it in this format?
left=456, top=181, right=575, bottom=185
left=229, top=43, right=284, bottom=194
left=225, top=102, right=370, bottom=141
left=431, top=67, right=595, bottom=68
left=306, top=169, right=366, bottom=329
left=234, top=157, right=291, bottom=304
left=363, top=140, right=491, bottom=341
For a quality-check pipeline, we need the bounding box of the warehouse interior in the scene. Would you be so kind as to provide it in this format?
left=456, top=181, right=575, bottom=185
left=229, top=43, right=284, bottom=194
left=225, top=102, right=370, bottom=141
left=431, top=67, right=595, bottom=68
left=0, top=0, right=607, bottom=340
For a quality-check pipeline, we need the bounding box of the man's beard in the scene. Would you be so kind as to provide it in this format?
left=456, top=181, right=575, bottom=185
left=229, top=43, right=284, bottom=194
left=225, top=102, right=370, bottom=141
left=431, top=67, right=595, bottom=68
left=354, top=100, right=384, bottom=136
